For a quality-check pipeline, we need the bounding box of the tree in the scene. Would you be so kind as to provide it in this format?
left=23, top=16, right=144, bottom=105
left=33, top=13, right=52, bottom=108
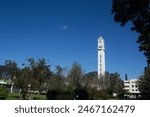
left=0, top=65, right=7, bottom=79
left=4, top=60, right=19, bottom=92
left=4, top=60, right=18, bottom=78
left=55, top=65, right=66, bottom=78
left=50, top=65, right=66, bottom=91
left=66, top=62, right=90, bottom=99
left=109, top=72, right=124, bottom=98
left=99, top=72, right=110, bottom=91
left=83, top=71, right=98, bottom=99
left=15, top=67, right=32, bottom=99
left=15, top=58, right=52, bottom=99
left=67, top=62, right=84, bottom=89
left=27, top=58, right=52, bottom=92
left=84, top=71, right=98, bottom=88
left=47, top=65, right=73, bottom=100
left=138, top=68, right=150, bottom=99
left=112, top=0, right=150, bottom=66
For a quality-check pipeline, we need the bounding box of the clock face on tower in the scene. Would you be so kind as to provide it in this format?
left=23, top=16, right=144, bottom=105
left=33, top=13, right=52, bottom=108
left=99, top=45, right=103, bottom=50
left=99, top=46, right=102, bottom=48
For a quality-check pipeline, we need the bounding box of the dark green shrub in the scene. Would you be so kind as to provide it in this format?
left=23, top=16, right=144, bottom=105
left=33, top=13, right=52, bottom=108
left=74, top=88, right=89, bottom=100
left=47, top=90, right=59, bottom=100
left=0, top=86, right=9, bottom=100
left=46, top=90, right=75, bottom=100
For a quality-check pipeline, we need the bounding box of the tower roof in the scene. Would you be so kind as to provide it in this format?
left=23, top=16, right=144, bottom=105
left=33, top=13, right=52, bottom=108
left=98, top=36, right=104, bottom=43
left=98, top=36, right=104, bottom=40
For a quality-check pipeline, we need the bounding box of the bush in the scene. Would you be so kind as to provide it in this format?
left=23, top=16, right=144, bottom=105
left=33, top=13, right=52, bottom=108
left=0, top=86, right=9, bottom=100
left=47, top=90, right=75, bottom=100
left=74, top=88, right=89, bottom=100
left=47, top=90, right=59, bottom=100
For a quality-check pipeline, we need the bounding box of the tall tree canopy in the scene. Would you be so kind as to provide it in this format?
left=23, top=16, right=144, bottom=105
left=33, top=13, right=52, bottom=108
left=138, top=68, right=150, bottom=99
left=15, top=58, right=52, bottom=99
left=4, top=60, right=18, bottom=79
left=68, top=62, right=84, bottom=89
left=112, top=0, right=150, bottom=66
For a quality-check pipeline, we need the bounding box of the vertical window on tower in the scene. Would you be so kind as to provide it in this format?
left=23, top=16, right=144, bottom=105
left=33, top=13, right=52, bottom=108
left=100, top=55, right=102, bottom=58
left=100, top=68, right=102, bottom=72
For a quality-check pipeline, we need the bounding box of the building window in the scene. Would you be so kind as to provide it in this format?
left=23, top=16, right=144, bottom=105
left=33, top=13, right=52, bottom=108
left=132, top=89, right=134, bottom=91
left=132, top=85, right=134, bottom=88
left=136, top=89, right=138, bottom=91
left=135, top=85, right=138, bottom=88
left=99, top=46, right=102, bottom=48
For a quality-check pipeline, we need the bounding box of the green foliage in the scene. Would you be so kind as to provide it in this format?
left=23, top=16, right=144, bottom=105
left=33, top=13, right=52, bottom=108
left=27, top=58, right=52, bottom=89
left=109, top=73, right=124, bottom=95
left=0, top=65, right=7, bottom=78
left=112, top=0, right=150, bottom=65
left=0, top=86, right=9, bottom=100
left=0, top=58, right=124, bottom=100
left=85, top=85, right=111, bottom=100
left=68, top=62, right=84, bottom=89
left=84, top=71, right=123, bottom=99
left=48, top=77, right=65, bottom=92
left=15, top=67, right=32, bottom=99
left=138, top=68, right=150, bottom=99
left=4, top=60, right=18, bottom=78
left=55, top=65, right=66, bottom=78
left=47, top=88, right=89, bottom=100
left=74, top=88, right=89, bottom=100
left=15, top=58, right=52, bottom=99
left=47, top=90, right=75, bottom=100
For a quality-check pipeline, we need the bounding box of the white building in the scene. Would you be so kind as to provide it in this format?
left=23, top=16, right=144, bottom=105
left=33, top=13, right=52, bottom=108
left=0, top=80, right=7, bottom=85
left=98, top=36, right=105, bottom=79
left=124, top=79, right=140, bottom=98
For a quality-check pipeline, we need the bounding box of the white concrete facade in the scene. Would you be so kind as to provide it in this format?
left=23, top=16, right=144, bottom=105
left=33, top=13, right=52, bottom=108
left=98, top=36, right=105, bottom=79
left=124, top=79, right=140, bottom=94
left=0, top=80, right=7, bottom=85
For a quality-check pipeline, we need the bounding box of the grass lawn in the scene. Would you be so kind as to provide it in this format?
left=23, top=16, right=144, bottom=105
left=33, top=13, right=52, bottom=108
left=33, top=93, right=46, bottom=100
left=6, top=92, right=46, bottom=100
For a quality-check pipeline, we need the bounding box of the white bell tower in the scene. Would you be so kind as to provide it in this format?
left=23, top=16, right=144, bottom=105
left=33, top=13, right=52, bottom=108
left=98, top=36, right=105, bottom=79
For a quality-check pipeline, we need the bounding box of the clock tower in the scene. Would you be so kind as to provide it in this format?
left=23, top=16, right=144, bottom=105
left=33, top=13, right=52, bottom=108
left=98, top=36, right=105, bottom=79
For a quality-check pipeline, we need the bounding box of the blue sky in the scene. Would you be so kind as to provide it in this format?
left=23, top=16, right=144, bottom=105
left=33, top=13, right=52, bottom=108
left=0, top=0, right=146, bottom=79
